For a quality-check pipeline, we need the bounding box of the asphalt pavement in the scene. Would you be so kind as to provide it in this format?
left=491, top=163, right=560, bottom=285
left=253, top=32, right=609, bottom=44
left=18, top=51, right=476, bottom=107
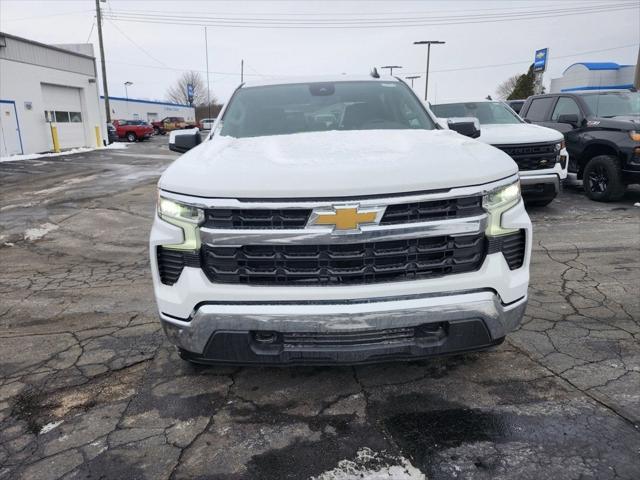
left=1, top=136, right=639, bottom=480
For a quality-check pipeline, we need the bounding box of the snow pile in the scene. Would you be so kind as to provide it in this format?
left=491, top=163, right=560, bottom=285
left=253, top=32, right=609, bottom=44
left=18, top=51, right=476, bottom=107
left=39, top=420, right=63, bottom=435
left=24, top=223, right=59, bottom=241
left=0, top=142, right=128, bottom=163
left=311, top=448, right=425, bottom=480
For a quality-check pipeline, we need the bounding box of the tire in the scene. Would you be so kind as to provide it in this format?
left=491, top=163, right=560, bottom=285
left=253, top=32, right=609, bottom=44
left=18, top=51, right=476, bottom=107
left=126, top=132, right=137, bottom=143
left=583, top=155, right=625, bottom=202
left=153, top=127, right=160, bottom=136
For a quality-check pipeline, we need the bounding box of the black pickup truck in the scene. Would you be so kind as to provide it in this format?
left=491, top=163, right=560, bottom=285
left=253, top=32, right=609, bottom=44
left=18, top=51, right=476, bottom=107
left=519, top=90, right=640, bottom=201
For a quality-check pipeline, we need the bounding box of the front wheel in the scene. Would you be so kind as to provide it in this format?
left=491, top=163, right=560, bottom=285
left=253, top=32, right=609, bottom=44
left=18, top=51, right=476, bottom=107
left=583, top=155, right=625, bottom=202
left=126, top=132, right=137, bottom=143
left=153, top=127, right=160, bottom=136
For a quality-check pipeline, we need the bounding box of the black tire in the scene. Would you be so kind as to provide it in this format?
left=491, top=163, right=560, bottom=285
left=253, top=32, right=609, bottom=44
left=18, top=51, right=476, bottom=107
left=126, top=132, right=137, bottom=143
left=583, top=155, right=626, bottom=202
left=153, top=127, right=160, bottom=135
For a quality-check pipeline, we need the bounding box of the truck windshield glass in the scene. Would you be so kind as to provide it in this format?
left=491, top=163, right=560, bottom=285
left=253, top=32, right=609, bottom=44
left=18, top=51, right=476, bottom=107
left=581, top=92, right=640, bottom=117
left=431, top=102, right=522, bottom=125
left=219, top=81, right=435, bottom=138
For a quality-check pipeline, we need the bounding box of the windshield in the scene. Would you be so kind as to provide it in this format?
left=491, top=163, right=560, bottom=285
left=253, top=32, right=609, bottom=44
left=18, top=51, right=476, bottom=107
left=219, top=81, right=436, bottom=138
left=581, top=91, right=640, bottom=117
left=431, top=101, right=522, bottom=125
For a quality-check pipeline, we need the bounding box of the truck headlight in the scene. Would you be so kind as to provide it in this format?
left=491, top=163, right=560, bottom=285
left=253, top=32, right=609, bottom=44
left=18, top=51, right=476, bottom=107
left=157, top=195, right=204, bottom=250
left=483, top=181, right=521, bottom=236
left=158, top=196, right=204, bottom=224
left=555, top=140, right=565, bottom=151
left=629, top=131, right=640, bottom=142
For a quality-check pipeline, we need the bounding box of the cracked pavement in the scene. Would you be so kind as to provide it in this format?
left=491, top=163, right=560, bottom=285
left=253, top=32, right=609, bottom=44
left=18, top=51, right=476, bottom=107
left=1, top=137, right=639, bottom=479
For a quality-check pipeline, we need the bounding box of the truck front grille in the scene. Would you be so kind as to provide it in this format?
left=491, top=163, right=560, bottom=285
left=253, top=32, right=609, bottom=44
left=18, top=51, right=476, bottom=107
left=200, top=233, right=486, bottom=285
left=494, top=142, right=558, bottom=171
left=202, top=196, right=484, bottom=230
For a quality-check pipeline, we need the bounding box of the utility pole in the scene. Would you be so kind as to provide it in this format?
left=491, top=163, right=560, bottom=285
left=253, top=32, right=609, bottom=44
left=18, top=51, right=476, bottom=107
left=241, top=59, right=244, bottom=83
left=381, top=65, right=402, bottom=76
left=414, top=40, right=445, bottom=101
left=95, top=0, right=110, bottom=123
left=405, top=75, right=420, bottom=88
left=124, top=81, right=132, bottom=115
left=204, top=26, right=211, bottom=120
left=634, top=45, right=640, bottom=90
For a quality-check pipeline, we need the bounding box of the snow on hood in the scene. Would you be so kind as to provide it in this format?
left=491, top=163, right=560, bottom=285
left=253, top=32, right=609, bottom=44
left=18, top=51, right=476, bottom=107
left=477, top=123, right=564, bottom=146
left=159, top=129, right=517, bottom=198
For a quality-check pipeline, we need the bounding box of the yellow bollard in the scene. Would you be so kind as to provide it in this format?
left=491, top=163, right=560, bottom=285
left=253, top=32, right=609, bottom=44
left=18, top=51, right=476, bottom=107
left=95, top=126, right=103, bottom=147
left=50, top=124, right=60, bottom=153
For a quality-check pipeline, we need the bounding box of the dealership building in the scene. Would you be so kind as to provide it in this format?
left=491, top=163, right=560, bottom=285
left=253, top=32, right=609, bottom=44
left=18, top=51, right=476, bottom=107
left=549, top=62, right=636, bottom=93
left=100, top=96, right=195, bottom=124
left=0, top=32, right=106, bottom=156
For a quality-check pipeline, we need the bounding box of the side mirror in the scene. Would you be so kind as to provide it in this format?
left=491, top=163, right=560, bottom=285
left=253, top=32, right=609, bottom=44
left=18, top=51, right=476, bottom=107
left=447, top=117, right=481, bottom=138
left=557, top=113, right=579, bottom=127
left=169, top=129, right=201, bottom=153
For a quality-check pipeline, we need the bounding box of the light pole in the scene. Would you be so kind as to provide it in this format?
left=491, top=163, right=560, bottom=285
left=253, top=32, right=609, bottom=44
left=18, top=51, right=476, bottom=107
left=95, top=0, right=110, bottom=123
left=381, top=65, right=402, bottom=76
left=405, top=75, right=421, bottom=88
left=124, top=81, right=133, bottom=101
left=124, top=81, right=132, bottom=116
left=413, top=40, right=445, bottom=101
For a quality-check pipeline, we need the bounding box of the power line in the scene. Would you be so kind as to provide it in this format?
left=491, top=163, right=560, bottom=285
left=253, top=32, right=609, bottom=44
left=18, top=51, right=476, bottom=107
left=105, top=18, right=168, bottom=67
left=101, top=2, right=636, bottom=28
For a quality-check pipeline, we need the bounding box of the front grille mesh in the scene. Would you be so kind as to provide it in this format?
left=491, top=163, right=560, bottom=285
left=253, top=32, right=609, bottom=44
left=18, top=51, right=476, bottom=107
left=379, top=196, right=483, bottom=225
left=201, top=233, right=486, bottom=285
left=494, top=142, right=558, bottom=171
left=203, top=195, right=484, bottom=230
left=487, top=230, right=526, bottom=270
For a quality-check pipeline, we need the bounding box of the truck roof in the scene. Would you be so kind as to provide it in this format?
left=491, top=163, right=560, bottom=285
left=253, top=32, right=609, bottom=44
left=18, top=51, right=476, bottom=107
left=240, top=75, right=400, bottom=88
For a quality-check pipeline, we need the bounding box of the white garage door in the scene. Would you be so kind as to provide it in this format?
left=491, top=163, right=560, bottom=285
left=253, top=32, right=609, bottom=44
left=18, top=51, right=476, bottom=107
left=41, top=84, right=86, bottom=149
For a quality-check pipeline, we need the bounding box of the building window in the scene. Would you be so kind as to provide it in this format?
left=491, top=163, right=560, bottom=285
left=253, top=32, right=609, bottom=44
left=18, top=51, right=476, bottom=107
left=69, top=112, right=82, bottom=123
left=54, top=111, right=70, bottom=123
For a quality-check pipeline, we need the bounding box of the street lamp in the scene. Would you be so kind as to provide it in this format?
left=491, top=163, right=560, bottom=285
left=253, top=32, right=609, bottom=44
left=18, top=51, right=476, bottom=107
left=405, top=75, right=421, bottom=88
left=381, top=65, right=402, bottom=76
left=124, top=81, right=133, bottom=101
left=413, top=41, right=445, bottom=101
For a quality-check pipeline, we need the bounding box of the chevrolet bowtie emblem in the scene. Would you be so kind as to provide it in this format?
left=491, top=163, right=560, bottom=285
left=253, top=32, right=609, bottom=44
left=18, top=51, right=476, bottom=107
left=308, top=205, right=384, bottom=232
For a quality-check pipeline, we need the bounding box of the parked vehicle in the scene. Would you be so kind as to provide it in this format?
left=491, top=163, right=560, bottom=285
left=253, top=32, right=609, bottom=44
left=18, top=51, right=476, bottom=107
left=112, top=119, right=154, bottom=142
left=199, top=118, right=216, bottom=130
left=150, top=76, right=531, bottom=365
left=152, top=116, right=197, bottom=135
left=431, top=100, right=568, bottom=206
left=106, top=123, right=118, bottom=144
left=507, top=99, right=526, bottom=114
left=520, top=90, right=640, bottom=201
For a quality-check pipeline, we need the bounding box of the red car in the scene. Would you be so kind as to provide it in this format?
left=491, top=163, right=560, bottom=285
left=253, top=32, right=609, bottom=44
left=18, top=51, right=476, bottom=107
left=112, top=120, right=154, bottom=142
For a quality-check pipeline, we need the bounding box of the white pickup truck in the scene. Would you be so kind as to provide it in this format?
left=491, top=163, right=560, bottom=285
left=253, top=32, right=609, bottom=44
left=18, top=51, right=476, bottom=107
left=150, top=76, right=531, bottom=365
left=431, top=100, right=568, bottom=206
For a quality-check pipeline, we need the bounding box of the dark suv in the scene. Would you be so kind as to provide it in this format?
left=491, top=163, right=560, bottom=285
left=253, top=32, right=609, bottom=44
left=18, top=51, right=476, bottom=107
left=520, top=90, right=640, bottom=201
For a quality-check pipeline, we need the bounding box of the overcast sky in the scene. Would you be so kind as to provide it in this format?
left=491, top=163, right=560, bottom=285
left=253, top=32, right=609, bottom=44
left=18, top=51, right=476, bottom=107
left=1, top=0, right=638, bottom=105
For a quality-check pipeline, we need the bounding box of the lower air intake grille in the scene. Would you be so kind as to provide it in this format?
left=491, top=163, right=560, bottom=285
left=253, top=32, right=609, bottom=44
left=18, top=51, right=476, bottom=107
left=201, top=233, right=486, bottom=285
left=156, top=247, right=200, bottom=286
left=487, top=230, right=526, bottom=270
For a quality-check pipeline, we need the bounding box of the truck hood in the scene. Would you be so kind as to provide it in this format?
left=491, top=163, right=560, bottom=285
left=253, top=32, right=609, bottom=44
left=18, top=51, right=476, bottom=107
left=592, top=115, right=640, bottom=130
left=159, top=129, right=517, bottom=198
left=477, top=123, right=563, bottom=145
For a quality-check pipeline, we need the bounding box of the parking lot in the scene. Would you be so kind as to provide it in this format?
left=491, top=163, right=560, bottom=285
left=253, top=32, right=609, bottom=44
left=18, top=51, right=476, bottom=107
left=1, top=136, right=639, bottom=479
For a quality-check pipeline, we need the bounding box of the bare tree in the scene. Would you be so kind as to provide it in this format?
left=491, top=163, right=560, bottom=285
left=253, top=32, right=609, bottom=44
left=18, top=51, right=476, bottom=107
left=166, top=71, right=207, bottom=106
left=496, top=74, right=520, bottom=100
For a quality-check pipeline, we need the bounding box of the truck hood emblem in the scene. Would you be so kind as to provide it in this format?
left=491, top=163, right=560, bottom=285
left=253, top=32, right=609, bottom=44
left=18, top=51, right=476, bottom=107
left=307, top=205, right=385, bottom=233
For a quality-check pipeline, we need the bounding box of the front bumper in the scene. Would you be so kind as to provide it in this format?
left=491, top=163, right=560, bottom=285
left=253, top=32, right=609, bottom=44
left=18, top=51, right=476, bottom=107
left=519, top=172, right=560, bottom=200
left=162, top=290, right=527, bottom=365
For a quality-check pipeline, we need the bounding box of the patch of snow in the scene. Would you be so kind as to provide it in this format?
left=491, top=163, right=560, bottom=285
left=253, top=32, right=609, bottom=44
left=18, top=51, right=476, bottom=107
left=311, top=447, right=425, bottom=480
left=634, top=202, right=640, bottom=207
left=32, top=175, right=98, bottom=196
left=0, top=142, right=128, bottom=162
left=105, top=142, right=129, bottom=150
left=24, top=223, right=59, bottom=241
left=39, top=420, right=63, bottom=435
